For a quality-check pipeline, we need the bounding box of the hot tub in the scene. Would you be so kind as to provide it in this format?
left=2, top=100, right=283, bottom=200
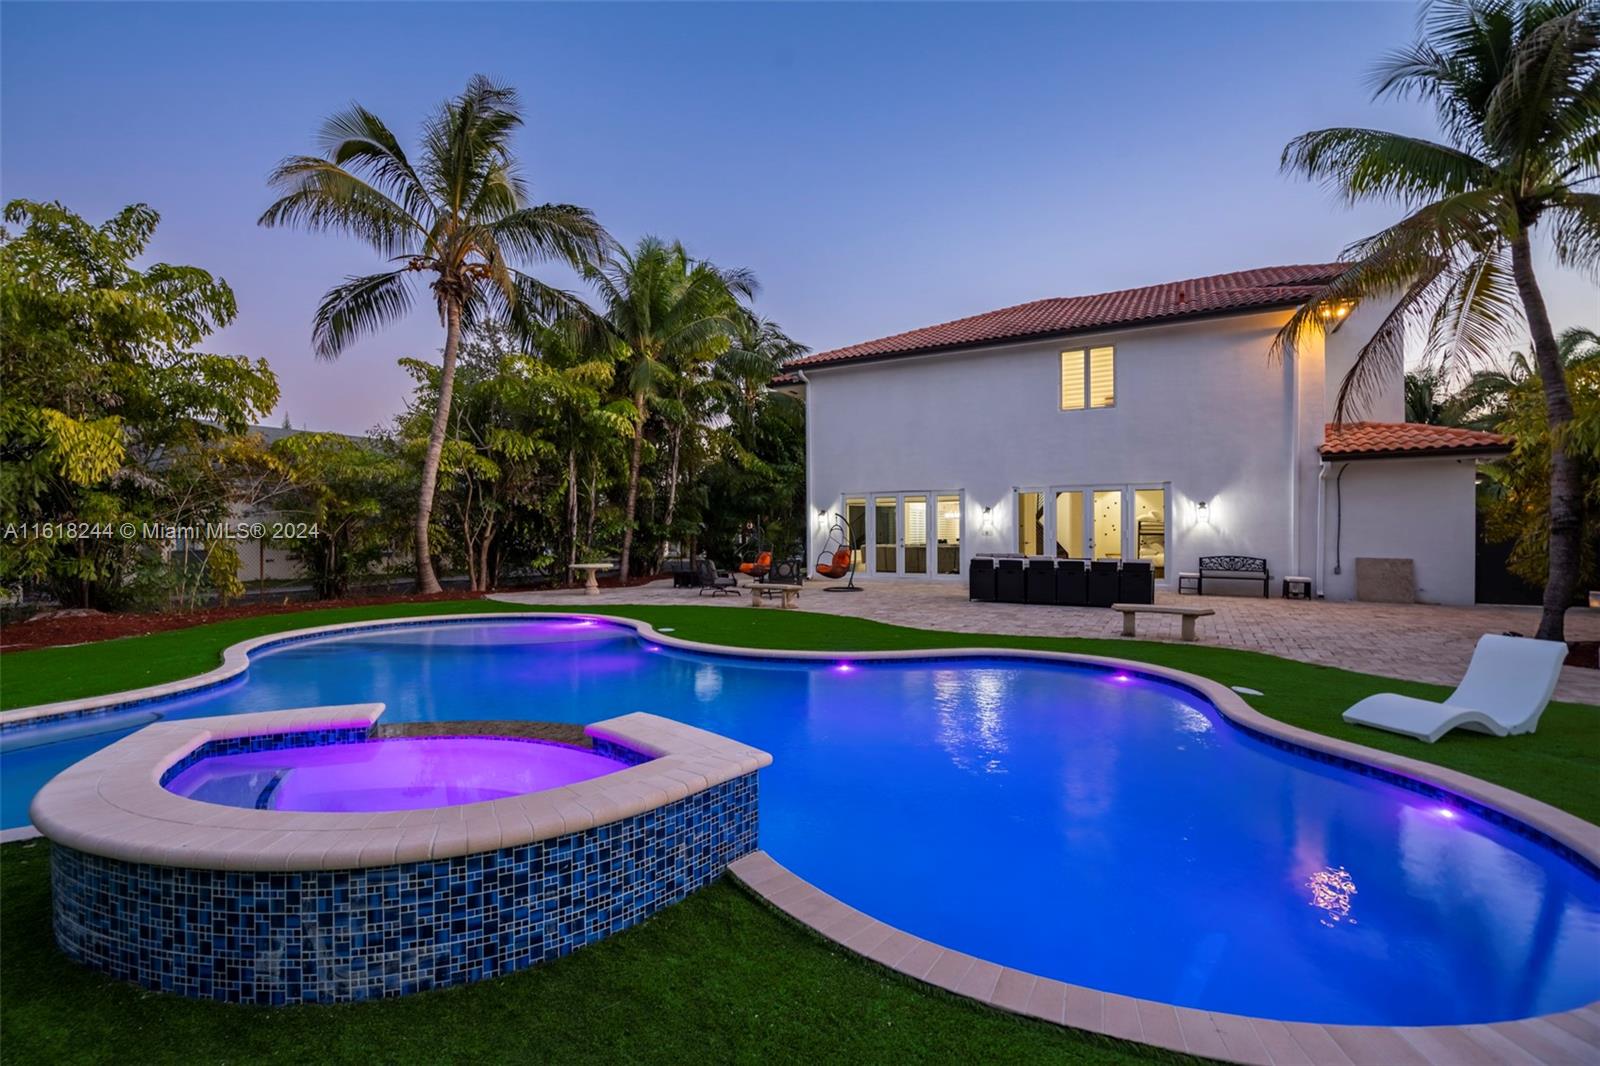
left=30, top=704, right=770, bottom=1004
left=165, top=734, right=633, bottom=812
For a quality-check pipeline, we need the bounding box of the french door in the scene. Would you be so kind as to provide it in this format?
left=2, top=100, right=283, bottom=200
left=1028, top=484, right=1169, bottom=579
left=847, top=491, right=962, bottom=578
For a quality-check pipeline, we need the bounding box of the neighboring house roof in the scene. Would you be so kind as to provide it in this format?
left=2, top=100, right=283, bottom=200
left=1319, top=422, right=1511, bottom=461
left=769, top=371, right=801, bottom=388
left=788, top=263, right=1348, bottom=371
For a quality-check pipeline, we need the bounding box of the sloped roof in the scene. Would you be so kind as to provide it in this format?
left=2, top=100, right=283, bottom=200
left=1319, top=422, right=1511, bottom=460
left=788, top=264, right=1348, bottom=370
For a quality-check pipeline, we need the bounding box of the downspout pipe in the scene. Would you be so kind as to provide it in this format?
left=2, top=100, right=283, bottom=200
left=1315, top=461, right=1329, bottom=598
left=1288, top=345, right=1301, bottom=578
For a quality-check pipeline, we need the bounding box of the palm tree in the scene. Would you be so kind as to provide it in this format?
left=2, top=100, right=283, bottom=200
left=259, top=76, right=609, bottom=593
left=718, top=314, right=808, bottom=450
left=1458, top=326, right=1600, bottom=427
left=1273, top=0, right=1599, bottom=641
left=587, top=237, right=755, bottom=580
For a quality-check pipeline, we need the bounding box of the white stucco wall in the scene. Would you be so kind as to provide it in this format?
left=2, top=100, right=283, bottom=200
left=801, top=302, right=1480, bottom=602
left=1316, top=457, right=1480, bottom=605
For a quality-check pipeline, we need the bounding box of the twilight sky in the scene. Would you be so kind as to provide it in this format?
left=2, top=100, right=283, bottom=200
left=4, top=1, right=1595, bottom=433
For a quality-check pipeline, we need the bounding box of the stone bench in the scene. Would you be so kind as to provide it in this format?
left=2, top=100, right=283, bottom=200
left=1111, top=603, right=1215, bottom=642
left=750, top=585, right=801, bottom=610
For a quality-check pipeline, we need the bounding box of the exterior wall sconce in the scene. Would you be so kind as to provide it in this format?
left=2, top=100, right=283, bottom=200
left=980, top=507, right=994, bottom=535
left=1318, top=300, right=1354, bottom=332
left=1196, top=500, right=1210, bottom=524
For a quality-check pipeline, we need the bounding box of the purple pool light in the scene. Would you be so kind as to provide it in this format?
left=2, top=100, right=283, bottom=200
left=833, top=662, right=855, bottom=674
left=1110, top=672, right=1134, bottom=683
left=165, top=737, right=631, bottom=812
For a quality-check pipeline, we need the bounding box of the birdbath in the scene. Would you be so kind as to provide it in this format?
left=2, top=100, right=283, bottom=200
left=570, top=563, right=608, bottom=597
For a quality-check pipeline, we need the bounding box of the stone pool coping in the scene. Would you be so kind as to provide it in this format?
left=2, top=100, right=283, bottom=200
left=7, top=611, right=1600, bottom=1060
left=28, top=704, right=770, bottom=871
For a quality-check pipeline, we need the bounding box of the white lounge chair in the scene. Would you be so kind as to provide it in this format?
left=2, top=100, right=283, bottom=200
left=1342, top=634, right=1569, bottom=743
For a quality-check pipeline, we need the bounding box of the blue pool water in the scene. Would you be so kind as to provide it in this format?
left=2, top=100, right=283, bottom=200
left=2, top=618, right=1597, bottom=1025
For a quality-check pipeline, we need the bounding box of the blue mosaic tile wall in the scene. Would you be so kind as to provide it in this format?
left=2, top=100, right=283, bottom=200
left=51, top=771, right=759, bottom=1004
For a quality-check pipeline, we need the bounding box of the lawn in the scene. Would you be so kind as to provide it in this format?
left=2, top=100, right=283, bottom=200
left=1, top=601, right=1595, bottom=1064
left=0, top=838, right=1182, bottom=1065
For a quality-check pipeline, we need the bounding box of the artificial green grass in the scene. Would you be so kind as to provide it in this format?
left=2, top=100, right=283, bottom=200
left=3, top=600, right=1596, bottom=821
left=0, top=838, right=1188, bottom=1065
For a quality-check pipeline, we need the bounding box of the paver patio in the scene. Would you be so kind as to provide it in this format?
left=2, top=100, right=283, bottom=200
left=493, top=580, right=1600, bottom=704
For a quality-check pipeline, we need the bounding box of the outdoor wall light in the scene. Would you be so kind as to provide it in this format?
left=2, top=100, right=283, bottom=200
left=980, top=506, right=995, bottom=535
left=1196, top=500, right=1210, bottom=524
left=1318, top=300, right=1355, bottom=331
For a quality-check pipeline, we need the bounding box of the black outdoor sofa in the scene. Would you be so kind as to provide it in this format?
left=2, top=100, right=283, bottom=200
left=969, top=556, right=1154, bottom=606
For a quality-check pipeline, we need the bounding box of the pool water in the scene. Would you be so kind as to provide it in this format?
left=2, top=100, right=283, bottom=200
left=2, top=618, right=1597, bottom=1025
left=164, top=736, right=630, bottom=812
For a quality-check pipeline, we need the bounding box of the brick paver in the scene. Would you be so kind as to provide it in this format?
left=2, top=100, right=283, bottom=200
left=492, top=580, right=1600, bottom=705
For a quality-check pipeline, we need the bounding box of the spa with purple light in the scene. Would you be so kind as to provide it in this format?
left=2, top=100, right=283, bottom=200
left=6, top=615, right=1599, bottom=1025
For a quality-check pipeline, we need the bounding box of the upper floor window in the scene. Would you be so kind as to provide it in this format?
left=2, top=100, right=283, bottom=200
left=1060, top=346, right=1115, bottom=410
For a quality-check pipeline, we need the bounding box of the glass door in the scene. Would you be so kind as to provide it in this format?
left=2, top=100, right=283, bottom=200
left=902, top=495, right=928, bottom=575
left=873, top=496, right=898, bottom=573
left=845, top=497, right=867, bottom=571
left=1053, top=490, right=1086, bottom=559
left=1091, top=489, right=1123, bottom=560
left=936, top=494, right=961, bottom=574
left=1132, top=487, right=1166, bottom=577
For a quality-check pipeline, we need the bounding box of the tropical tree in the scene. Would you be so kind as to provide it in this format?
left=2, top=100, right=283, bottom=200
left=1273, top=0, right=1600, bottom=640
left=271, top=431, right=409, bottom=598
left=259, top=75, right=609, bottom=593
left=718, top=313, right=808, bottom=449
left=1482, top=337, right=1600, bottom=592
left=0, top=200, right=278, bottom=608
left=587, top=237, right=755, bottom=579
left=1456, top=326, right=1600, bottom=427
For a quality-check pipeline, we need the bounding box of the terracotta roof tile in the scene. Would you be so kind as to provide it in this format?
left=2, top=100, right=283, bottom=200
left=1319, top=422, right=1511, bottom=460
left=789, top=264, right=1348, bottom=370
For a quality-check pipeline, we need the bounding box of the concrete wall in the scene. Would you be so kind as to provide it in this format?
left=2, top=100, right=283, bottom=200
left=1316, top=457, right=1479, bottom=605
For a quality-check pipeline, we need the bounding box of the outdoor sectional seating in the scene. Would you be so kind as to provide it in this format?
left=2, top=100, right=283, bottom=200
left=967, top=555, right=1153, bottom=606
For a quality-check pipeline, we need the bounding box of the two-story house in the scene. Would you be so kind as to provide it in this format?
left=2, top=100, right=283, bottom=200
left=784, top=264, right=1509, bottom=604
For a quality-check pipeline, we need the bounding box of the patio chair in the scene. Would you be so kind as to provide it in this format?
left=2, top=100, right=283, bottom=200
left=695, top=559, right=741, bottom=597
left=995, top=559, right=1025, bottom=603
left=1054, top=559, right=1087, bottom=606
left=968, top=557, right=997, bottom=601
left=1025, top=558, right=1056, bottom=604
left=1341, top=634, right=1568, bottom=743
left=1087, top=561, right=1119, bottom=608
left=1118, top=561, right=1154, bottom=605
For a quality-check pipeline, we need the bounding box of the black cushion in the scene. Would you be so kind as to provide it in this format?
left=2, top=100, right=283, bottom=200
left=1025, top=559, right=1056, bottom=604
left=1054, top=559, right=1087, bottom=605
left=996, top=559, right=1026, bottom=603
left=968, top=558, right=997, bottom=601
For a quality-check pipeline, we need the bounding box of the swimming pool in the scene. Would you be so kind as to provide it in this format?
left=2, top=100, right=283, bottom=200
left=4, top=616, right=1597, bottom=1025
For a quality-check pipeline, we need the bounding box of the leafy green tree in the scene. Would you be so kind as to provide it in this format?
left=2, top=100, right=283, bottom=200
left=1274, top=0, right=1599, bottom=640
left=525, top=319, right=634, bottom=571
left=586, top=237, right=754, bottom=579
left=0, top=200, right=277, bottom=607
left=271, top=432, right=409, bottom=598
left=1456, top=326, right=1600, bottom=428
left=1483, top=340, right=1600, bottom=592
left=260, top=76, right=609, bottom=594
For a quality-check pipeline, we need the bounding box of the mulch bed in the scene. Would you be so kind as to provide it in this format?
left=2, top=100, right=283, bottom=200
left=0, top=572, right=672, bottom=653
left=0, top=590, right=495, bottom=653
